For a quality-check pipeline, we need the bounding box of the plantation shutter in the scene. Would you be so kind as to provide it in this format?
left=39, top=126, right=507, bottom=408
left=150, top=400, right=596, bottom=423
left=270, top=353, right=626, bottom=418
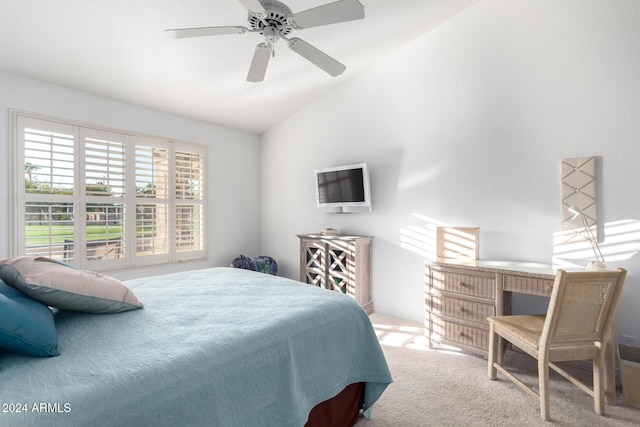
left=81, top=128, right=127, bottom=270
left=20, top=117, right=77, bottom=261
left=174, top=144, right=206, bottom=259
left=134, top=139, right=170, bottom=264
left=13, top=111, right=208, bottom=270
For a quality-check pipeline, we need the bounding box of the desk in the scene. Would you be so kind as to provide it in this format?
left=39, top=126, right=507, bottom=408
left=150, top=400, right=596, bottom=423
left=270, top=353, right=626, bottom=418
left=424, top=260, right=617, bottom=405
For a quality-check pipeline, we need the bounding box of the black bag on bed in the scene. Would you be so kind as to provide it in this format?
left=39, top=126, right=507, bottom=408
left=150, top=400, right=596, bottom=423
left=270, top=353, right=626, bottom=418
left=231, top=255, right=277, bottom=275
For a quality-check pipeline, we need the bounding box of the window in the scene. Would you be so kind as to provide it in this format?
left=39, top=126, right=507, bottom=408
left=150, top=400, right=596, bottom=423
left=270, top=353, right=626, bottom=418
left=12, top=112, right=207, bottom=270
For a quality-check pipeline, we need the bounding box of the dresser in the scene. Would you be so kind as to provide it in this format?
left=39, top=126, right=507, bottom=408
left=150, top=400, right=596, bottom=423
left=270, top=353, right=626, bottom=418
left=298, top=233, right=373, bottom=314
left=425, top=259, right=617, bottom=405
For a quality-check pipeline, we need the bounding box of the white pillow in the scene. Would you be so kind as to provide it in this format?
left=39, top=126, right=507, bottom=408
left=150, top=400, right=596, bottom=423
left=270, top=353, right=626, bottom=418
left=0, top=256, right=143, bottom=314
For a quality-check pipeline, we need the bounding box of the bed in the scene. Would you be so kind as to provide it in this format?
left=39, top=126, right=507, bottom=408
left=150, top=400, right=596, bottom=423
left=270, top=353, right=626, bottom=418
left=0, top=263, right=392, bottom=427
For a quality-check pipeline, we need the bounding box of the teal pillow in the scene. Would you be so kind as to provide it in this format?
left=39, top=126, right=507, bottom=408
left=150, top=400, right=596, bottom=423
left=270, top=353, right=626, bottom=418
left=0, top=280, right=59, bottom=357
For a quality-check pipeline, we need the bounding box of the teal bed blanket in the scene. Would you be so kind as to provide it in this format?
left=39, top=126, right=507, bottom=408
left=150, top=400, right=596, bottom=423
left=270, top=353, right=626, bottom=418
left=0, top=267, right=391, bottom=426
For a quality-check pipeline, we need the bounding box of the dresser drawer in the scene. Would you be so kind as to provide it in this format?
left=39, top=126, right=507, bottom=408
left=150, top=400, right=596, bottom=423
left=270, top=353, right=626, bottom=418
left=431, top=295, right=495, bottom=325
left=431, top=270, right=495, bottom=299
left=503, top=274, right=554, bottom=297
left=430, top=317, right=489, bottom=351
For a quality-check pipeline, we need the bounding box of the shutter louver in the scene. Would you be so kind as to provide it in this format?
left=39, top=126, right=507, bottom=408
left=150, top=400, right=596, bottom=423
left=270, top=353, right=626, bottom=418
left=24, top=127, right=75, bottom=195
left=85, top=137, right=126, bottom=197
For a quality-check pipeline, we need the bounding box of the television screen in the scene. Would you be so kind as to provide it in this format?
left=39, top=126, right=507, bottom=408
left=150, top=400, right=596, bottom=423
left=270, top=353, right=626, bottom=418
left=315, top=163, right=371, bottom=212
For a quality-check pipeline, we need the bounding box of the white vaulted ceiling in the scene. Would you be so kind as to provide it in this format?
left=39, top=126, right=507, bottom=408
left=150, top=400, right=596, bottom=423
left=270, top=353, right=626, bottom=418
left=0, top=0, right=478, bottom=133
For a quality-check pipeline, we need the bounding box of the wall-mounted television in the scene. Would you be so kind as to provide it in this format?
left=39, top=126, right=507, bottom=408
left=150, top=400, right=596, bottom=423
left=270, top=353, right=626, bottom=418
left=314, top=163, right=371, bottom=213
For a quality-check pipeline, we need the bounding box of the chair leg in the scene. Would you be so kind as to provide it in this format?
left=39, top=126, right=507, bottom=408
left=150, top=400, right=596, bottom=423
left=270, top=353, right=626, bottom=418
left=593, top=355, right=605, bottom=415
left=488, top=323, right=498, bottom=380
left=538, top=357, right=551, bottom=421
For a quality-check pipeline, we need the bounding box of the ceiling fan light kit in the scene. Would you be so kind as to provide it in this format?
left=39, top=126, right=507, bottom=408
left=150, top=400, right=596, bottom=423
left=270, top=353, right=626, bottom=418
left=165, top=0, right=365, bottom=82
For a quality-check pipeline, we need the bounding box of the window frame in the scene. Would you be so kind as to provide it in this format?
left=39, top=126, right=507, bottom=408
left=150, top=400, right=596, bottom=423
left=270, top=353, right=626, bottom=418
left=10, top=110, right=208, bottom=271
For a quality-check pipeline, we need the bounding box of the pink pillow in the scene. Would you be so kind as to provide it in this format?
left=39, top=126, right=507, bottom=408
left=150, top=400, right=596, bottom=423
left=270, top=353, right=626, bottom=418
left=0, top=256, right=143, bottom=314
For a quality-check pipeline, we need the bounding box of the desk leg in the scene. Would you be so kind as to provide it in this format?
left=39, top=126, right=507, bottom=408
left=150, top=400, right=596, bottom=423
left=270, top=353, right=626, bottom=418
left=496, top=278, right=507, bottom=318
left=496, top=285, right=511, bottom=366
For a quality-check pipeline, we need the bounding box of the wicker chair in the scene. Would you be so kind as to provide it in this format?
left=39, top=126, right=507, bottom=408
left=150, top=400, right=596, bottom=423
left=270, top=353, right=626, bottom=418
left=487, top=268, right=628, bottom=421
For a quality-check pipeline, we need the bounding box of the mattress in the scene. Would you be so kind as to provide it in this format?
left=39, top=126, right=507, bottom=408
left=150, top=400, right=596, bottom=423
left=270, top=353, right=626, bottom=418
left=0, top=267, right=391, bottom=426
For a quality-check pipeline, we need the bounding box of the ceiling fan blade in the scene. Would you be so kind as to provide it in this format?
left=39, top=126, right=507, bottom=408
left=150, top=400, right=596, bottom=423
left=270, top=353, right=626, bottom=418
left=165, top=26, right=248, bottom=39
left=287, top=38, right=346, bottom=76
left=237, top=0, right=265, bottom=14
left=247, top=43, right=273, bottom=82
left=292, top=0, right=364, bottom=29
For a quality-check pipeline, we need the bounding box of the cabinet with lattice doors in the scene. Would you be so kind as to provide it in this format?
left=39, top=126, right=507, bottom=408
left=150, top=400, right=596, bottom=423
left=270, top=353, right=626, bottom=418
left=297, top=233, right=373, bottom=314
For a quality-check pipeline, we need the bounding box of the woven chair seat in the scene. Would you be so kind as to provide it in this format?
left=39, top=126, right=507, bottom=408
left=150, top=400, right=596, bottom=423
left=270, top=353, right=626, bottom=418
left=488, top=315, right=545, bottom=358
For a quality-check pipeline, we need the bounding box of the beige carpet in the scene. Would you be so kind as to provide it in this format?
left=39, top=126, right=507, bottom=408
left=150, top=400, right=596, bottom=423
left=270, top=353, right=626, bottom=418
left=355, top=313, right=640, bottom=426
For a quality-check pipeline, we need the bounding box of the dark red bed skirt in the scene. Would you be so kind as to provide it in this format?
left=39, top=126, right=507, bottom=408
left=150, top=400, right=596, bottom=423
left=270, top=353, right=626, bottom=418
left=305, top=383, right=364, bottom=427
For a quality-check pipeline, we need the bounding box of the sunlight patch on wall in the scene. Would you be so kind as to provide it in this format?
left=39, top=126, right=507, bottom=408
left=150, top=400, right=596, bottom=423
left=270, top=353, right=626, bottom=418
left=400, top=226, right=435, bottom=258
left=399, top=214, right=450, bottom=258
left=553, top=219, right=640, bottom=266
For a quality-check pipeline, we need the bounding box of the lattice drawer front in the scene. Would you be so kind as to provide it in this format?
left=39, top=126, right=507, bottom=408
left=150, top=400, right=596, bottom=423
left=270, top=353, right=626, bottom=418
left=503, top=275, right=554, bottom=297
left=431, top=318, right=489, bottom=351
left=432, top=270, right=495, bottom=299
left=432, top=295, right=495, bottom=325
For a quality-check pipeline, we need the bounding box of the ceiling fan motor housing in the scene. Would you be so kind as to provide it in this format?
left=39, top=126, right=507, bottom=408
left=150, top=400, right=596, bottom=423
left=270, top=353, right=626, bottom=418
left=248, top=1, right=294, bottom=36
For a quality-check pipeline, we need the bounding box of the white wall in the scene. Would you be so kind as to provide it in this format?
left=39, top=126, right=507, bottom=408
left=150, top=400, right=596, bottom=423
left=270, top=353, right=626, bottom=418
left=260, top=0, right=640, bottom=341
left=0, top=71, right=261, bottom=281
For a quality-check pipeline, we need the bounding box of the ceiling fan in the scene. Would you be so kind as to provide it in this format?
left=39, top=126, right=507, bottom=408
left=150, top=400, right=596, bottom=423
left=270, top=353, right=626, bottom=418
left=165, top=0, right=365, bottom=82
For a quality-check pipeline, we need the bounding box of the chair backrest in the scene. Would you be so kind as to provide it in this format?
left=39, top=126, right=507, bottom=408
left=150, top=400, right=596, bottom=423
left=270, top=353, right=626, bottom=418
left=541, top=269, right=627, bottom=347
